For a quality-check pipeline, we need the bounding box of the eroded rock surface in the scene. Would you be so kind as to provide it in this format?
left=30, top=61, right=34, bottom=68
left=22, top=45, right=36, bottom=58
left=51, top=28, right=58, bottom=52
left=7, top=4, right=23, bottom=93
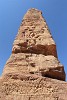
left=3, top=53, right=65, bottom=81
left=12, top=9, right=57, bottom=57
left=0, top=8, right=67, bottom=100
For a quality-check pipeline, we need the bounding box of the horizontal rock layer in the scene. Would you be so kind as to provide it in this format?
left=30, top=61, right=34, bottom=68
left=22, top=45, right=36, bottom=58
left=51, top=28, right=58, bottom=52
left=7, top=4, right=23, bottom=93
left=3, top=53, right=65, bottom=81
left=0, top=77, right=67, bottom=100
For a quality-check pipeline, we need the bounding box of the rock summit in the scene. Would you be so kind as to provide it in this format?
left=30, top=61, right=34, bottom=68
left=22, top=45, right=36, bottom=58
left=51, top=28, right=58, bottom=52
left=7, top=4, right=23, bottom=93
left=0, top=9, right=67, bottom=100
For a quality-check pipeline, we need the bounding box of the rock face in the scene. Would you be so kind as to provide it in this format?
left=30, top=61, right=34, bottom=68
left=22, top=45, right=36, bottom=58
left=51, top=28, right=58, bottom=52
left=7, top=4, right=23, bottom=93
left=0, top=8, right=67, bottom=100
left=12, top=9, right=57, bottom=57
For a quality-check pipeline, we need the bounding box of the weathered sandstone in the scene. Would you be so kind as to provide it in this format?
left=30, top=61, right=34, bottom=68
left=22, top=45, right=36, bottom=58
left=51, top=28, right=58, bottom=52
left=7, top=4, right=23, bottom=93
left=3, top=53, right=65, bottom=81
left=0, top=8, right=67, bottom=100
left=12, top=9, right=57, bottom=57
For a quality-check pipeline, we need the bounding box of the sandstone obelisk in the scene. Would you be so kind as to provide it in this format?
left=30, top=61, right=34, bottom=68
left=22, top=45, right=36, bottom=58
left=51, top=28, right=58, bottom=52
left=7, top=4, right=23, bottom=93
left=0, top=8, right=67, bottom=100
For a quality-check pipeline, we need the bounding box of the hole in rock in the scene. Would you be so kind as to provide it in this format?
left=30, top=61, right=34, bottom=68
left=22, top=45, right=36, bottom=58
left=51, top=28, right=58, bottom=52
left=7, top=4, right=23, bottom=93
left=30, top=63, right=35, bottom=67
left=30, top=72, right=34, bottom=74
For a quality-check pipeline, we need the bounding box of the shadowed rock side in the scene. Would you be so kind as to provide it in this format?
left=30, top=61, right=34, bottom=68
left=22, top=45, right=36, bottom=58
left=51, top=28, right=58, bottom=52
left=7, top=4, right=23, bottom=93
left=0, top=8, right=67, bottom=100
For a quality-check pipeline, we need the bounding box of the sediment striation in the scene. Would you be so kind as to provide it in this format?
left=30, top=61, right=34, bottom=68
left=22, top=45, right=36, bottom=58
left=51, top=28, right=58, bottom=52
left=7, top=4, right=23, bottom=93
left=0, top=8, right=67, bottom=100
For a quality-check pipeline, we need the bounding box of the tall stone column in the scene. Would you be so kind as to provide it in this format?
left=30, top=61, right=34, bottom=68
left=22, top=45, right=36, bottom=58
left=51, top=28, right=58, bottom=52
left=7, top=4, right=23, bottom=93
left=0, top=9, right=67, bottom=100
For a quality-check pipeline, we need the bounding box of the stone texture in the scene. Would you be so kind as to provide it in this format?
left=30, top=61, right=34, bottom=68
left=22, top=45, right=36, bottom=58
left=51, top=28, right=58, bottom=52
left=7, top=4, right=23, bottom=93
left=0, top=8, right=67, bottom=100
left=0, top=76, right=67, bottom=100
left=3, top=53, right=65, bottom=81
left=12, top=9, right=57, bottom=57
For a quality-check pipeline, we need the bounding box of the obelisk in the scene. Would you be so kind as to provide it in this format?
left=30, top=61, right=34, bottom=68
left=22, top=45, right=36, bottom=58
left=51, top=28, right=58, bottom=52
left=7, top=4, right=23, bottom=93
left=0, top=9, right=66, bottom=100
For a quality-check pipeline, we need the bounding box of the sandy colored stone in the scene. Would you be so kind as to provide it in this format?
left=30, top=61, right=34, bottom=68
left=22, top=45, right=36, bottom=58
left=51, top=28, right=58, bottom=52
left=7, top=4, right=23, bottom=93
left=0, top=77, right=67, bottom=100
left=3, top=53, right=65, bottom=81
left=0, top=8, right=66, bottom=100
left=12, top=8, right=57, bottom=57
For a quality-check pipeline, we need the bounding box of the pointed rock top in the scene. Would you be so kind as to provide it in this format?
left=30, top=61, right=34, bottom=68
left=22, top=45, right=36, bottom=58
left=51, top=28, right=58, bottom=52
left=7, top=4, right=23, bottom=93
left=12, top=9, right=57, bottom=58
left=0, top=9, right=66, bottom=100
left=27, top=8, right=42, bottom=13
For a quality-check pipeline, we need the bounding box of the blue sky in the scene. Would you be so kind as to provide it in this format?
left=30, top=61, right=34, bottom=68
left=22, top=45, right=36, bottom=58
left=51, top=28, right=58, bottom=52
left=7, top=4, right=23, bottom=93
left=0, top=0, right=67, bottom=80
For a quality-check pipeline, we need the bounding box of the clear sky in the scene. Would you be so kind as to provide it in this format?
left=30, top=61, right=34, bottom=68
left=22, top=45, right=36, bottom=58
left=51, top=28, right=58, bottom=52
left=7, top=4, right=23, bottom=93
left=0, top=0, right=67, bottom=80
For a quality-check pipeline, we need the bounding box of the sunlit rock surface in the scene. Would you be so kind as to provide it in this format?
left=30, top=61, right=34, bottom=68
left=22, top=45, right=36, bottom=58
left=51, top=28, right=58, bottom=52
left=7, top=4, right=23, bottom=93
left=0, top=9, right=66, bottom=100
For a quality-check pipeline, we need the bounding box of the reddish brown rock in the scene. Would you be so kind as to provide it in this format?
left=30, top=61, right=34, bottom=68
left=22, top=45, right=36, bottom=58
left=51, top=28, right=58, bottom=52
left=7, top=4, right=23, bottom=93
left=0, top=8, right=67, bottom=100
